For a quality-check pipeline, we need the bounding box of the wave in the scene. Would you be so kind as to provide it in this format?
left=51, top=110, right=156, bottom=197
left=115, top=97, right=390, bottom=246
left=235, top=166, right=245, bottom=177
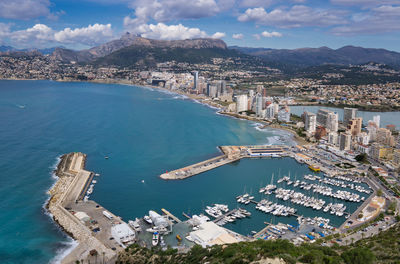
left=43, top=155, right=79, bottom=264
left=156, top=94, right=188, bottom=101
left=190, top=98, right=221, bottom=111
left=49, top=238, right=79, bottom=264
left=43, top=155, right=62, bottom=216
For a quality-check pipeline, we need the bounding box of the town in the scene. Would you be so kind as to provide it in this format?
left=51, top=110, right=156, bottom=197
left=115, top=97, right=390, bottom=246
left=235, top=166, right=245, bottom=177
left=2, top=53, right=400, bottom=264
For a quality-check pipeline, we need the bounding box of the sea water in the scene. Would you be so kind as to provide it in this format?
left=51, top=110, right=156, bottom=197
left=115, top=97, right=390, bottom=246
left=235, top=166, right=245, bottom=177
left=0, top=80, right=293, bottom=263
left=0, top=81, right=381, bottom=263
left=290, top=105, right=400, bottom=128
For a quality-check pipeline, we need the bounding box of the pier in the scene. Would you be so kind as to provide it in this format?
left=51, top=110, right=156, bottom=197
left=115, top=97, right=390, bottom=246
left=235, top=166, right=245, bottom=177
left=161, top=208, right=182, bottom=223
left=160, top=145, right=286, bottom=180
left=253, top=223, right=272, bottom=238
left=212, top=209, right=239, bottom=223
left=47, top=152, right=125, bottom=264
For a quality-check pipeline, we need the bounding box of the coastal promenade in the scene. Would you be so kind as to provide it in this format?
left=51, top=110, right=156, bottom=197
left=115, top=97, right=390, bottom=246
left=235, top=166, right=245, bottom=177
left=47, top=152, right=121, bottom=264
left=160, top=145, right=286, bottom=180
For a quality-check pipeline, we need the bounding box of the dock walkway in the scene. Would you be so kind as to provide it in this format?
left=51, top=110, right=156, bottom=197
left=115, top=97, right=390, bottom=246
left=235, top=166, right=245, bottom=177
left=161, top=208, right=182, bottom=223
left=212, top=209, right=238, bottom=223
left=253, top=223, right=272, bottom=238
left=160, top=145, right=285, bottom=180
left=160, top=154, right=240, bottom=180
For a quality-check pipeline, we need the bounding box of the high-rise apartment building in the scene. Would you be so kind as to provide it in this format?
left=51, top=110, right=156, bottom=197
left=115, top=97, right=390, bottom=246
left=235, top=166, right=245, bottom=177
left=343, top=107, right=358, bottom=126
left=304, top=112, right=316, bottom=133
left=339, top=132, right=352, bottom=151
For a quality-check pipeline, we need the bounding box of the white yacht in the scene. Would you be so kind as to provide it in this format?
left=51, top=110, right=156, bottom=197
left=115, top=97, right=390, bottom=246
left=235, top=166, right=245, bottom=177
left=152, top=232, right=159, bottom=246
left=144, top=215, right=153, bottom=225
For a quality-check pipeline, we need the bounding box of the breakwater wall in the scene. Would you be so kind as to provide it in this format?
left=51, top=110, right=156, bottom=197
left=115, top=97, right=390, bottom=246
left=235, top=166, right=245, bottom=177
left=160, top=145, right=286, bottom=180
left=47, top=152, right=116, bottom=264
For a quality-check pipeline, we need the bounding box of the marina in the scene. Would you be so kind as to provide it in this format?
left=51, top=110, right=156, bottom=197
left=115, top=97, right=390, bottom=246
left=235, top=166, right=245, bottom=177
left=47, top=144, right=377, bottom=263
left=1, top=80, right=394, bottom=264
left=160, top=157, right=372, bottom=237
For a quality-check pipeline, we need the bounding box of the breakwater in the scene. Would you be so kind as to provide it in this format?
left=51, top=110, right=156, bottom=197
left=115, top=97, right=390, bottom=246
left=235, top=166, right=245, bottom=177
left=160, top=145, right=287, bottom=180
left=47, top=153, right=117, bottom=264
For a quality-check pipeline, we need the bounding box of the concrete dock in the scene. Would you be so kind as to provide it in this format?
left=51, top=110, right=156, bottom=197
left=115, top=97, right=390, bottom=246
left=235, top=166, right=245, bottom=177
left=47, top=152, right=126, bottom=264
left=161, top=208, right=182, bottom=223
left=160, top=145, right=286, bottom=180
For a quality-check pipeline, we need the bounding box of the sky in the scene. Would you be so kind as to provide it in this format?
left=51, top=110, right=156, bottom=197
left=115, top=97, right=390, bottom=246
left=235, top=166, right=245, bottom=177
left=0, top=0, right=399, bottom=51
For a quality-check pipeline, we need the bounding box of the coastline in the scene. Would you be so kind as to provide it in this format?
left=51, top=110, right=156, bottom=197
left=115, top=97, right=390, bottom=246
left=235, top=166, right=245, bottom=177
left=2, top=78, right=399, bottom=113
left=2, top=77, right=303, bottom=145
left=46, top=152, right=117, bottom=264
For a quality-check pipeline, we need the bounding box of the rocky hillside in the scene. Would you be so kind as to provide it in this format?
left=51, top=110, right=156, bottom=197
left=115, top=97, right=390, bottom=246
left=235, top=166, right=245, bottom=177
left=232, top=46, right=400, bottom=68
left=50, top=34, right=228, bottom=63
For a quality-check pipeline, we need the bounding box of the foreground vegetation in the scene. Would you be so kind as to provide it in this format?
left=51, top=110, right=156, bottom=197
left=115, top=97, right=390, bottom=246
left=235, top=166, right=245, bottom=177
left=115, top=223, right=400, bottom=264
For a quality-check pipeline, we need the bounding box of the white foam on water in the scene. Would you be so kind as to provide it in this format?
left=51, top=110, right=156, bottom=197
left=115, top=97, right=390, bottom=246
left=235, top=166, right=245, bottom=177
left=42, top=155, right=79, bottom=264
left=49, top=238, right=79, bottom=264
left=43, top=155, right=62, bottom=216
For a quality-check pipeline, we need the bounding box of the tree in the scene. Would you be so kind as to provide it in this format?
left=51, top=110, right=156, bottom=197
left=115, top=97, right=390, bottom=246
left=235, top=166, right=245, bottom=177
left=355, top=153, right=369, bottom=163
left=341, top=248, right=375, bottom=264
left=377, top=189, right=383, bottom=197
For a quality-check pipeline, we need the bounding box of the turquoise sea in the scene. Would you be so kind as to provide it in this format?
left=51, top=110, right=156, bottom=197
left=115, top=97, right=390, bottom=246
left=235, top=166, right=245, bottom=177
left=1, top=81, right=390, bottom=263
left=0, top=80, right=295, bottom=263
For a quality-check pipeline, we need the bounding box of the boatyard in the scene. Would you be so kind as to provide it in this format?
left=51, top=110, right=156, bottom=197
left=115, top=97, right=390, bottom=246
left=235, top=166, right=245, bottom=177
left=49, top=145, right=385, bottom=263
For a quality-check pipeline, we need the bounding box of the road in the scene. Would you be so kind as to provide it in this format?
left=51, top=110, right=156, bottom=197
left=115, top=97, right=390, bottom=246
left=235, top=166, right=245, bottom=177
left=337, top=216, right=397, bottom=246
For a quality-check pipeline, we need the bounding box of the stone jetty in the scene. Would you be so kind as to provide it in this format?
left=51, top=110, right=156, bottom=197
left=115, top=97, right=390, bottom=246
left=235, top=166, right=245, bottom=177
left=47, top=152, right=117, bottom=264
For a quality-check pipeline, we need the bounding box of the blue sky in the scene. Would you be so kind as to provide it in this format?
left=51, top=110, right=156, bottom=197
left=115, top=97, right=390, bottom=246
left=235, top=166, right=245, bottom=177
left=0, top=0, right=399, bottom=51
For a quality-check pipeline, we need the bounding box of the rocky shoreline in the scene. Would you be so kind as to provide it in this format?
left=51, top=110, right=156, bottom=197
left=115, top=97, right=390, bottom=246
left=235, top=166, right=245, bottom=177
left=46, top=152, right=116, bottom=264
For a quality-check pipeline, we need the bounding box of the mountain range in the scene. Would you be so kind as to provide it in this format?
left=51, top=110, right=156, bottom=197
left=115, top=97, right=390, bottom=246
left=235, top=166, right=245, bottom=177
left=0, top=45, right=62, bottom=55
left=231, top=45, right=400, bottom=68
left=3, top=34, right=400, bottom=71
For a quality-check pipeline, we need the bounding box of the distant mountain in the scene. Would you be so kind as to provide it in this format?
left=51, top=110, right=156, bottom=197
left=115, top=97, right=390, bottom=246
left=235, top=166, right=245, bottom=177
left=34, top=47, right=64, bottom=55
left=91, top=38, right=237, bottom=67
left=87, top=32, right=139, bottom=57
left=50, top=47, right=95, bottom=63
left=0, top=46, right=65, bottom=55
left=232, top=45, right=400, bottom=68
left=0, top=45, right=16, bottom=52
left=51, top=35, right=230, bottom=64
left=0, top=50, right=43, bottom=58
left=92, top=46, right=238, bottom=67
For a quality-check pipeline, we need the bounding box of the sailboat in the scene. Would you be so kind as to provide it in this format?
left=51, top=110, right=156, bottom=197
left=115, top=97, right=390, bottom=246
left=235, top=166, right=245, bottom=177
left=293, top=173, right=300, bottom=187
left=287, top=171, right=292, bottom=185
left=264, top=173, right=276, bottom=194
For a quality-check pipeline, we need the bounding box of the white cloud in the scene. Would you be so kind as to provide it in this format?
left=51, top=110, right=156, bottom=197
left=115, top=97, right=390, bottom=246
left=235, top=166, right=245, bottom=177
left=0, top=0, right=51, bottom=20
left=239, top=0, right=273, bottom=7
left=331, top=0, right=400, bottom=6
left=232, top=33, right=244, bottom=39
left=211, top=32, right=226, bottom=38
left=125, top=0, right=221, bottom=27
left=261, top=31, right=282, bottom=37
left=54, top=24, right=113, bottom=46
left=0, top=23, right=11, bottom=37
left=124, top=21, right=226, bottom=40
left=138, top=23, right=208, bottom=40
left=238, top=5, right=347, bottom=28
left=11, top=24, right=54, bottom=45
left=331, top=5, right=400, bottom=35
left=4, top=23, right=114, bottom=48
left=253, top=34, right=261, bottom=40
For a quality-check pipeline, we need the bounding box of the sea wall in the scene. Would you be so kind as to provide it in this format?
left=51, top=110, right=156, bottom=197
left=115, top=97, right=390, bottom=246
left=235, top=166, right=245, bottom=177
left=47, top=153, right=116, bottom=264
